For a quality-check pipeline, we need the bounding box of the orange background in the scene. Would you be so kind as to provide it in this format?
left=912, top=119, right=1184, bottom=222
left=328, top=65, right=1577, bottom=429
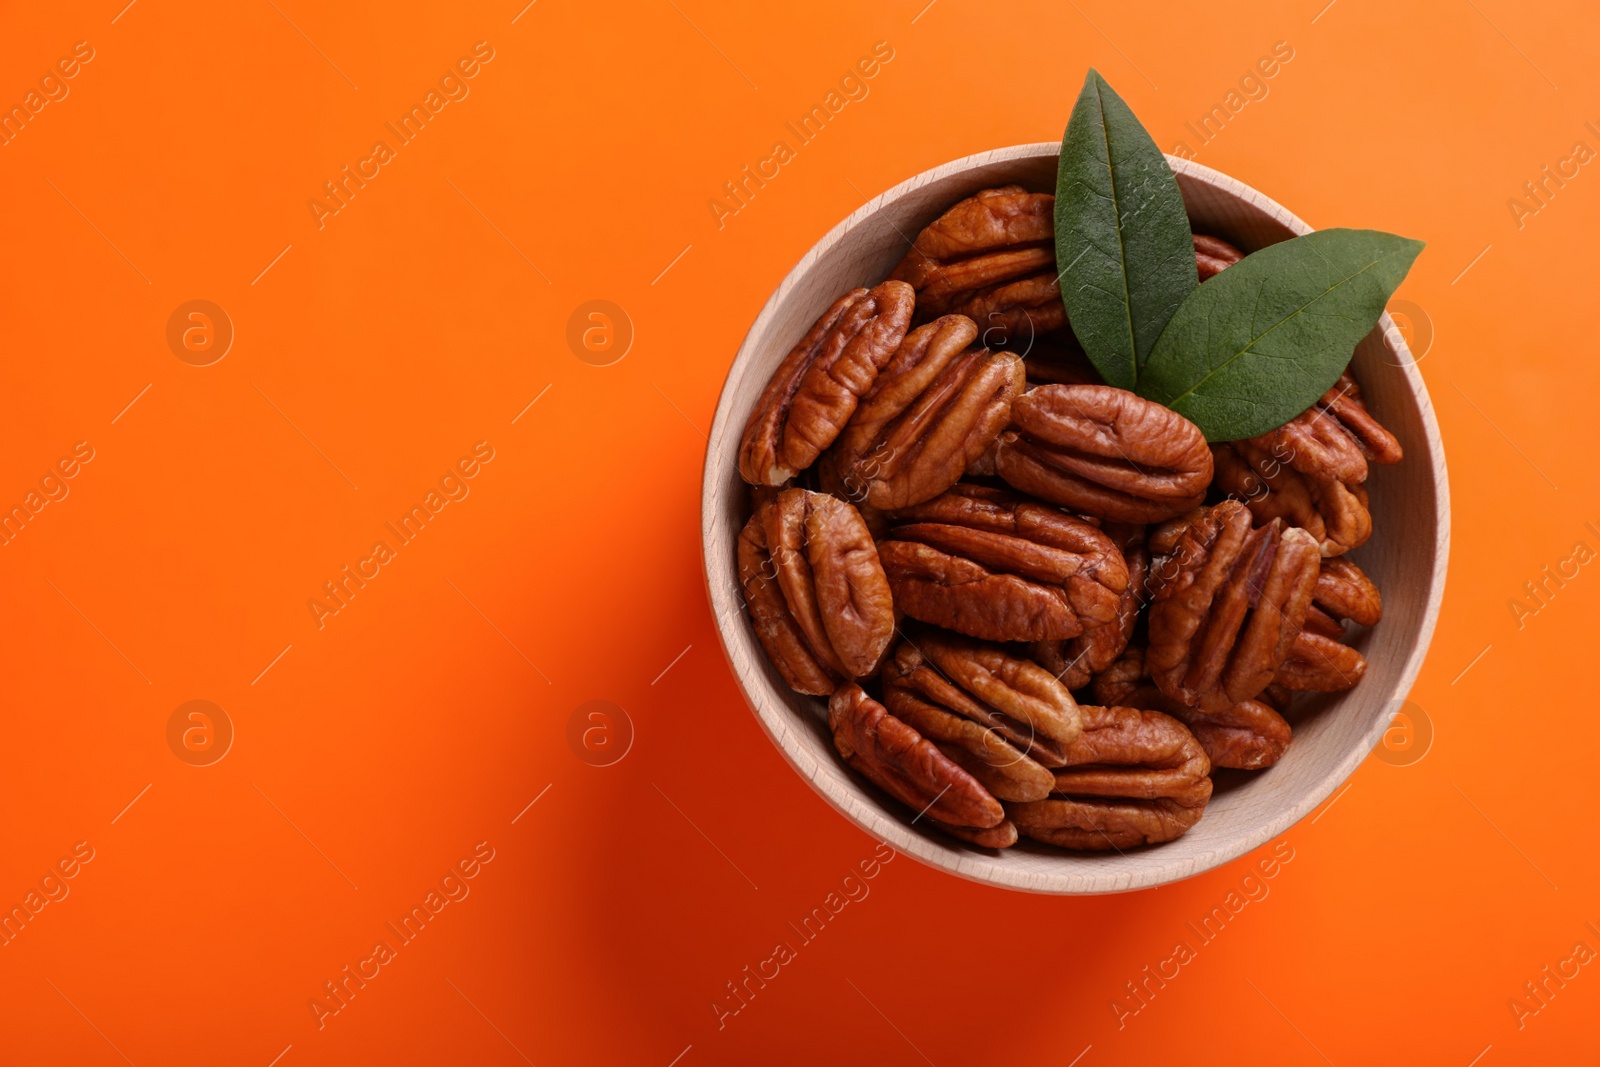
left=0, top=1, right=1595, bottom=1063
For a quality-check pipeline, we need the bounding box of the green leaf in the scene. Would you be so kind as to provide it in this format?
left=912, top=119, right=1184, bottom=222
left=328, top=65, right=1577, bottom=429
left=1138, top=228, right=1424, bottom=441
left=1056, top=69, right=1197, bottom=391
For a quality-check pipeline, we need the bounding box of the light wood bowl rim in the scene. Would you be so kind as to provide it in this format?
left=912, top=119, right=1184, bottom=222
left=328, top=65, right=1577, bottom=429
left=700, top=142, right=1450, bottom=894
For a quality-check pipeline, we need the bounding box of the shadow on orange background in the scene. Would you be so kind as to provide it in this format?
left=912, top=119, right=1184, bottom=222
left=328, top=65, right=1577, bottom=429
left=0, top=1, right=1596, bottom=1064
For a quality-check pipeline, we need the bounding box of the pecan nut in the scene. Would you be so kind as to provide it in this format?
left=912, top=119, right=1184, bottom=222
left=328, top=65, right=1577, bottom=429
left=1093, top=646, right=1291, bottom=770
left=1272, top=630, right=1367, bottom=692
left=1031, top=524, right=1148, bottom=690
left=1008, top=705, right=1212, bottom=850
left=964, top=435, right=1000, bottom=477
left=1147, top=508, right=1204, bottom=557
left=1302, top=605, right=1346, bottom=639
left=1320, top=371, right=1403, bottom=466
left=886, top=686, right=1056, bottom=803
left=1240, top=370, right=1401, bottom=486
left=877, top=485, right=1127, bottom=642
left=995, top=385, right=1213, bottom=523
left=883, top=631, right=1083, bottom=802
left=1179, top=698, right=1292, bottom=771
left=822, top=315, right=1024, bottom=510
left=1314, top=556, right=1382, bottom=627
left=1212, top=440, right=1373, bottom=556
left=737, top=490, right=895, bottom=695
left=889, top=185, right=1064, bottom=344
left=1147, top=501, right=1321, bottom=713
left=1244, top=405, right=1371, bottom=485
left=738, top=281, right=915, bottom=485
left=1193, top=234, right=1244, bottom=280
left=934, top=819, right=1019, bottom=849
left=829, top=683, right=1007, bottom=838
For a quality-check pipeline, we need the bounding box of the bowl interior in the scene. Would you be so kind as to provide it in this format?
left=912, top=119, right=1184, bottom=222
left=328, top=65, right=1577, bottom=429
left=701, top=144, right=1448, bottom=894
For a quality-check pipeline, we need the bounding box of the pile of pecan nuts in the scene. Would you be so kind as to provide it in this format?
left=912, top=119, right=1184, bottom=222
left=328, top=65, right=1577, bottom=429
left=735, top=185, right=1397, bottom=851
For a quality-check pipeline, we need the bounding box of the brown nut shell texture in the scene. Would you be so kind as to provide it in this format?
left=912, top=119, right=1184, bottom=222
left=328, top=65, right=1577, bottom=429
left=1146, top=501, right=1320, bottom=714
left=824, top=315, right=1024, bottom=510
left=737, top=490, right=895, bottom=696
left=738, top=281, right=915, bottom=486
left=889, top=185, right=1064, bottom=344
left=828, top=683, right=1009, bottom=844
left=877, top=485, right=1128, bottom=643
left=883, top=632, right=1083, bottom=802
left=996, top=385, right=1214, bottom=524
left=1008, top=705, right=1212, bottom=850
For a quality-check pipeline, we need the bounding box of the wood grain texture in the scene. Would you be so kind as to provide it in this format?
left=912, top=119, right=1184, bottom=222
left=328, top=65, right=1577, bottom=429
left=700, top=144, right=1450, bottom=895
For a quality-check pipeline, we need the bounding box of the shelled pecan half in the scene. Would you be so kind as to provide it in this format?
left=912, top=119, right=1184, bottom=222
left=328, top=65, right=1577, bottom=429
left=1008, top=704, right=1212, bottom=850
left=1146, top=501, right=1321, bottom=713
left=737, top=490, right=895, bottom=695
left=738, top=281, right=915, bottom=486
left=1314, top=556, right=1382, bottom=627
left=1244, top=404, right=1372, bottom=485
left=1211, top=439, right=1373, bottom=556
left=889, top=185, right=1063, bottom=344
left=883, top=632, right=1082, bottom=802
left=1319, top=371, right=1403, bottom=466
left=1193, top=234, right=1244, bottom=280
left=1238, top=371, right=1400, bottom=487
left=822, top=315, right=1024, bottom=510
left=995, top=385, right=1213, bottom=523
left=1272, top=630, right=1367, bottom=692
left=1178, top=698, right=1292, bottom=771
left=1093, top=646, right=1292, bottom=770
left=829, top=684, right=1009, bottom=844
left=877, top=485, right=1127, bottom=642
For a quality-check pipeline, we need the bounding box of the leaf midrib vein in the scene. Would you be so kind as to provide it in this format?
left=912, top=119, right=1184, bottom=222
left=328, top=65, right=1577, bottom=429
left=1164, top=250, right=1396, bottom=409
left=1094, top=81, right=1139, bottom=387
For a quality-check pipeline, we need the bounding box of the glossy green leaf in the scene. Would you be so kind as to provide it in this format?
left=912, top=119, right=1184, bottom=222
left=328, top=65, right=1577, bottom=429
left=1056, top=69, right=1197, bottom=390
left=1138, top=228, right=1424, bottom=441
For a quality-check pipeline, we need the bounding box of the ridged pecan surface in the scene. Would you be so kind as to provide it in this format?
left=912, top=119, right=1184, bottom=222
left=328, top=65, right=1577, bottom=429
left=1314, top=556, right=1382, bottom=627
left=737, top=490, right=894, bottom=695
left=738, top=281, right=914, bottom=486
left=889, top=185, right=1064, bottom=343
left=1272, top=630, right=1367, bottom=692
left=883, top=631, right=1083, bottom=803
left=823, top=315, right=1023, bottom=510
left=877, top=485, right=1127, bottom=642
left=829, top=684, right=1009, bottom=843
left=1146, top=501, right=1321, bottom=713
left=1093, top=646, right=1292, bottom=770
left=1008, top=705, right=1212, bottom=850
left=996, top=385, right=1213, bottom=523
left=1212, top=440, right=1373, bottom=556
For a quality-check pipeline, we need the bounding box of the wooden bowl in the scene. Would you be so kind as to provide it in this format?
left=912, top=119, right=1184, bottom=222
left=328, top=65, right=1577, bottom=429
left=700, top=143, right=1449, bottom=894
